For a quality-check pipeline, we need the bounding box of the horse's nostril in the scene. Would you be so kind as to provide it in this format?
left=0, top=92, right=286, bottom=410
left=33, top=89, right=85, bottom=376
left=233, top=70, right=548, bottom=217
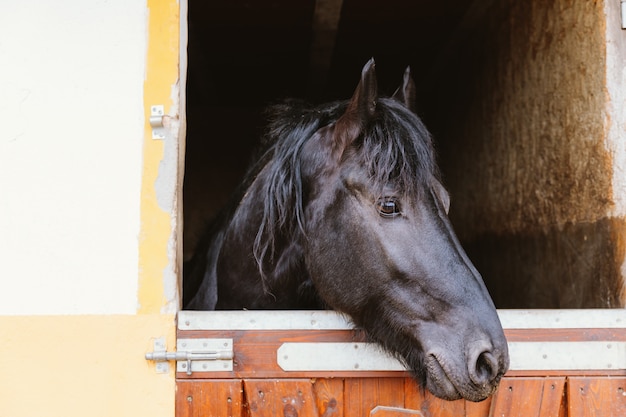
left=471, top=351, right=499, bottom=387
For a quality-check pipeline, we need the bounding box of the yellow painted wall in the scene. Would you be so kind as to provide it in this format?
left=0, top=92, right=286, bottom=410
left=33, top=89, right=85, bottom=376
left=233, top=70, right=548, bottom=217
left=0, top=315, right=176, bottom=416
left=139, top=0, right=184, bottom=315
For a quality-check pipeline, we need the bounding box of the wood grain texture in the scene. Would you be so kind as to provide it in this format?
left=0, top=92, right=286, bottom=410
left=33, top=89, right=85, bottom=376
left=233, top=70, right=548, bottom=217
left=176, top=377, right=626, bottom=416
left=488, top=377, right=565, bottom=417
left=567, top=377, right=626, bottom=417
left=176, top=380, right=243, bottom=417
left=244, top=379, right=319, bottom=417
left=312, top=378, right=344, bottom=417
left=344, top=378, right=406, bottom=417
left=404, top=378, right=467, bottom=417
left=465, top=398, right=492, bottom=417
left=538, top=377, right=567, bottom=417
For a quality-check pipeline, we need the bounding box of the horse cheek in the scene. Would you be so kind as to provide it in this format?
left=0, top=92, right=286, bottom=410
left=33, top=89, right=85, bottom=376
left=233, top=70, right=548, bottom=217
left=305, top=217, right=369, bottom=313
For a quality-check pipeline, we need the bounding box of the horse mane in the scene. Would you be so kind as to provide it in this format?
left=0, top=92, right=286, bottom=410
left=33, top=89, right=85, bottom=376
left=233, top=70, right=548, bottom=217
left=252, top=97, right=439, bottom=286
left=250, top=99, right=339, bottom=288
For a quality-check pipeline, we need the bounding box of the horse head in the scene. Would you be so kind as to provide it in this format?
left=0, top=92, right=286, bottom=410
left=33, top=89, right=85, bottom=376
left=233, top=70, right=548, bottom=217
left=299, top=59, right=509, bottom=401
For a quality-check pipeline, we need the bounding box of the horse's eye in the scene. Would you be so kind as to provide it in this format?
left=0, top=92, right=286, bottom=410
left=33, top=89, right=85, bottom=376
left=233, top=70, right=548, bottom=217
left=377, top=197, right=401, bottom=218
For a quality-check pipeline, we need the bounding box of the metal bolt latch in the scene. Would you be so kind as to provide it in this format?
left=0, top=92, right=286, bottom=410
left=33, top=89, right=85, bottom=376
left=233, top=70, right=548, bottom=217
left=145, top=338, right=234, bottom=375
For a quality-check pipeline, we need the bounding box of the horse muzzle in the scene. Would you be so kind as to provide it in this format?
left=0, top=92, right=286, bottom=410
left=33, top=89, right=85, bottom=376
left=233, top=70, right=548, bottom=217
left=424, top=338, right=509, bottom=402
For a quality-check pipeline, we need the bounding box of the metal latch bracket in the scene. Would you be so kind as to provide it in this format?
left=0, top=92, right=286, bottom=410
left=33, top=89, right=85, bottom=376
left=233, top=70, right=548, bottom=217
left=150, top=105, right=166, bottom=139
left=145, top=337, right=233, bottom=375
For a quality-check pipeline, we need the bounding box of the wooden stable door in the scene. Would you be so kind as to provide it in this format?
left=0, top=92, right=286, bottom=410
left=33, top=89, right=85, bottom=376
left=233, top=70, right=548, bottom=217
left=174, top=310, right=626, bottom=416
left=177, top=376, right=626, bottom=417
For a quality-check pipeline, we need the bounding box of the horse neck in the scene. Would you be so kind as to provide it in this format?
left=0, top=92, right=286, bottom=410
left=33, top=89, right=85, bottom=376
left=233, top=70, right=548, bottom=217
left=215, top=167, right=318, bottom=309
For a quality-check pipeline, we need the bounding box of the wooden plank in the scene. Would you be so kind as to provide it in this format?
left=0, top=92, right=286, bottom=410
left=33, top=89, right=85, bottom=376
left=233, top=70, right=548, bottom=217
left=505, top=370, right=626, bottom=377
left=488, top=377, right=565, bottom=417
left=176, top=380, right=243, bottom=417
left=177, top=329, right=383, bottom=379
left=403, top=376, right=493, bottom=416
left=567, top=377, right=626, bottom=416
left=404, top=377, right=467, bottom=417
left=312, top=378, right=344, bottom=417
left=244, top=379, right=318, bottom=417
left=466, top=398, right=492, bottom=417
left=504, top=328, right=626, bottom=342
left=489, top=378, right=542, bottom=416
left=402, top=378, right=427, bottom=411
left=177, top=330, right=366, bottom=379
left=176, top=327, right=626, bottom=379
left=176, top=311, right=626, bottom=380
left=538, top=377, right=566, bottom=417
left=344, top=378, right=406, bottom=416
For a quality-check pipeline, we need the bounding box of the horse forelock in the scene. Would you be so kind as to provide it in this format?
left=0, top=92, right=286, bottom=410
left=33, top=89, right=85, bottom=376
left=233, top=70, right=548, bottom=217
left=360, top=98, right=438, bottom=200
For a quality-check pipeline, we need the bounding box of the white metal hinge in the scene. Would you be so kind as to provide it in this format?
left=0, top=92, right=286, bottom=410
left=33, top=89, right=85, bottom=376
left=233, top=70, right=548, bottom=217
left=149, top=104, right=166, bottom=139
left=145, top=337, right=233, bottom=374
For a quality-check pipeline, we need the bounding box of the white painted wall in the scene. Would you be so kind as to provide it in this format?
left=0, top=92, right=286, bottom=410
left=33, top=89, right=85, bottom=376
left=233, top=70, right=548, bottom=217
left=0, top=0, right=147, bottom=314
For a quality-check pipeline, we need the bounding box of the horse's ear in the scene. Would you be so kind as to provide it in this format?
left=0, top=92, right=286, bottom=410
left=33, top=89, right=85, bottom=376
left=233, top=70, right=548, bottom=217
left=304, top=59, right=378, bottom=174
left=334, top=58, right=378, bottom=148
left=346, top=58, right=378, bottom=118
left=392, top=66, right=417, bottom=114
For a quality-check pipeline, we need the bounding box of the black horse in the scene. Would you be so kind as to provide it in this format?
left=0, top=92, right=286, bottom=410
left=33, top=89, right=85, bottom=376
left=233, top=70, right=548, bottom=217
left=184, top=59, right=509, bottom=401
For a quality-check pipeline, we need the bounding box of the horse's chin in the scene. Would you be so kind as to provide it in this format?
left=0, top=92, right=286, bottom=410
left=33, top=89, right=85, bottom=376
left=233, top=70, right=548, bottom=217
left=423, top=354, right=463, bottom=401
left=424, top=353, right=495, bottom=402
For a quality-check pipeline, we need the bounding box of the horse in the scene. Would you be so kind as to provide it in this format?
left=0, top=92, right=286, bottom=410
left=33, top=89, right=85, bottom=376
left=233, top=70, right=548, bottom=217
left=184, top=59, right=509, bottom=402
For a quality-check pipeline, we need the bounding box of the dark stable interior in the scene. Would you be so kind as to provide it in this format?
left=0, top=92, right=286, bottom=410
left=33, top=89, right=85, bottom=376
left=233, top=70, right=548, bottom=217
left=184, top=0, right=623, bottom=309
left=184, top=0, right=475, bottom=255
